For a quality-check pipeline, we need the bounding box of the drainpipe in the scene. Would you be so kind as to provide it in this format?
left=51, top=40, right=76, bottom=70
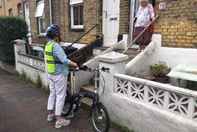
left=3, top=0, right=5, bottom=15
left=49, top=0, right=52, bottom=25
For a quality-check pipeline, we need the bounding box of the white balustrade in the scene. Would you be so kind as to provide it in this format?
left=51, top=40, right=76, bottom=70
left=18, top=53, right=45, bottom=71
left=114, top=73, right=197, bottom=119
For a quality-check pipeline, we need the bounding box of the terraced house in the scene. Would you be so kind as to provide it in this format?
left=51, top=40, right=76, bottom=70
left=1, top=0, right=196, bottom=49
left=1, top=1, right=197, bottom=132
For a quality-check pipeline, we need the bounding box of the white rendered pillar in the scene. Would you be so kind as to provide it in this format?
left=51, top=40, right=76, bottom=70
left=98, top=51, right=129, bottom=100
left=13, top=39, right=26, bottom=71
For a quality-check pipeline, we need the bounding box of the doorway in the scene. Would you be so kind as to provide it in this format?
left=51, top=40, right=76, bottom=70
left=128, top=0, right=155, bottom=48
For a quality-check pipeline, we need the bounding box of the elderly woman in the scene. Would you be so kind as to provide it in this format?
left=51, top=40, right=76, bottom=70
left=133, top=0, right=155, bottom=52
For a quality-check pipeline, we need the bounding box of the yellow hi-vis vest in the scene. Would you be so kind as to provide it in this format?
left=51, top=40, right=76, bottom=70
left=45, top=42, right=56, bottom=73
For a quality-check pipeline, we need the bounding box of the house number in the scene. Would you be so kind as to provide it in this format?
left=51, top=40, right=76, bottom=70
left=159, top=2, right=166, bottom=10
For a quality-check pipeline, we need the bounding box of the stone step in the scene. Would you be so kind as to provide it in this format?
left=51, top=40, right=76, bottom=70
left=115, top=48, right=138, bottom=55
left=115, top=48, right=139, bottom=62
left=89, top=77, right=100, bottom=87
left=80, top=84, right=96, bottom=110
left=80, top=97, right=92, bottom=111
left=93, top=46, right=108, bottom=56
left=81, top=84, right=98, bottom=93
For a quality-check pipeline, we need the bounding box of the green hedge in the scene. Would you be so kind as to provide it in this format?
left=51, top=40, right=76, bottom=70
left=0, top=16, right=28, bottom=64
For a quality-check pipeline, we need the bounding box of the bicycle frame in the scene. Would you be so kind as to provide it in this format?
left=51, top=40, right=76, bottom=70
left=63, top=67, right=110, bottom=132
left=68, top=68, right=100, bottom=104
left=70, top=68, right=100, bottom=95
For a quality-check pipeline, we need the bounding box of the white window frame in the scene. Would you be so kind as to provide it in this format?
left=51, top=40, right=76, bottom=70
left=0, top=0, right=2, bottom=8
left=18, top=3, right=23, bottom=18
left=70, top=0, right=84, bottom=29
left=9, top=9, right=13, bottom=16
left=35, top=0, right=45, bottom=35
left=38, top=13, right=45, bottom=35
left=70, top=0, right=83, bottom=5
left=35, top=1, right=44, bottom=17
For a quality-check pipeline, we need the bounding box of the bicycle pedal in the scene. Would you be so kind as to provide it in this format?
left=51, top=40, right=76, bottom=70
left=97, top=116, right=102, bottom=120
left=67, top=114, right=74, bottom=118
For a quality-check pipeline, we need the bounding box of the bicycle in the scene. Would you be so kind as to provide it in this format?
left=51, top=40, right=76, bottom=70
left=62, top=66, right=110, bottom=132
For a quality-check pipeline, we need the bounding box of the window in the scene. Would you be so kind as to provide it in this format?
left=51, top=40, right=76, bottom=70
left=70, top=0, right=83, bottom=29
left=9, top=9, right=13, bottom=16
left=35, top=0, right=45, bottom=35
left=18, top=3, right=22, bottom=17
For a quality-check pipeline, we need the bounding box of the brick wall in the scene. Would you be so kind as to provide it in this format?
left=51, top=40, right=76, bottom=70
left=154, top=0, right=197, bottom=48
left=119, top=0, right=130, bottom=35
left=51, top=0, right=102, bottom=45
left=28, top=0, right=48, bottom=45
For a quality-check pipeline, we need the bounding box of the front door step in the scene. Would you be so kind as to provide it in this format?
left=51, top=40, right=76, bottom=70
left=93, top=46, right=108, bottom=56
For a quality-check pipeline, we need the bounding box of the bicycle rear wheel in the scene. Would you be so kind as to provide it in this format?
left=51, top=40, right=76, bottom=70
left=91, top=103, right=110, bottom=132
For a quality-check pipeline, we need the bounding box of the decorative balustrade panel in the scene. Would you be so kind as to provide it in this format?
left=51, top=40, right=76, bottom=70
left=115, top=74, right=197, bottom=119
left=18, top=54, right=45, bottom=71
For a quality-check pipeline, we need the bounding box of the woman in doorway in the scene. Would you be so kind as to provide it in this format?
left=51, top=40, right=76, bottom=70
left=133, top=0, right=155, bottom=52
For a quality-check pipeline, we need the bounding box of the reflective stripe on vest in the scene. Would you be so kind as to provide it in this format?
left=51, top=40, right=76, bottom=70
left=45, top=42, right=56, bottom=73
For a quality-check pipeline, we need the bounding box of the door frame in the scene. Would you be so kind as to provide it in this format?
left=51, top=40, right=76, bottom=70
left=128, top=0, right=140, bottom=49
left=128, top=0, right=155, bottom=49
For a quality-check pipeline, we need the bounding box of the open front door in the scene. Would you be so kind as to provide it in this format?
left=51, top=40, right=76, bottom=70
left=102, top=0, right=120, bottom=47
left=128, top=0, right=140, bottom=48
left=128, top=0, right=155, bottom=48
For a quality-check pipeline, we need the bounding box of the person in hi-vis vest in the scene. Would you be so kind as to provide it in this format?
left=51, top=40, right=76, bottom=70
left=45, top=24, right=78, bottom=129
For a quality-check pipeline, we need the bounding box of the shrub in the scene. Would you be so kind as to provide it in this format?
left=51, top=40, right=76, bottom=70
left=149, top=63, right=171, bottom=77
left=0, top=16, right=28, bottom=64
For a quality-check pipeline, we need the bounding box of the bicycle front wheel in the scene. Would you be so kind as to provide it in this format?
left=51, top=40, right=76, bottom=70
left=91, top=103, right=110, bottom=132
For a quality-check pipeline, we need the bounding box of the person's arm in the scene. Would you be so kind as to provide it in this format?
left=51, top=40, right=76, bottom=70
left=133, top=17, right=137, bottom=23
left=53, top=44, right=78, bottom=67
left=69, top=61, right=78, bottom=67
left=149, top=4, right=155, bottom=21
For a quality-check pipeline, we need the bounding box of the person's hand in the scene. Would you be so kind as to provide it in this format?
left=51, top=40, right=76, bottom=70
left=79, top=65, right=89, bottom=71
left=70, top=61, right=78, bottom=67
left=133, top=17, right=137, bottom=23
left=152, top=16, right=156, bottom=22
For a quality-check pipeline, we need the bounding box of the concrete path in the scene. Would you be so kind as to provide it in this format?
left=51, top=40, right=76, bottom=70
left=0, top=68, right=121, bottom=132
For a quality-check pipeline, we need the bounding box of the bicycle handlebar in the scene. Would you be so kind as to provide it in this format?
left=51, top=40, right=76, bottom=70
left=89, top=67, right=110, bottom=72
left=101, top=67, right=110, bottom=72
left=69, top=66, right=110, bottom=72
left=69, top=67, right=80, bottom=71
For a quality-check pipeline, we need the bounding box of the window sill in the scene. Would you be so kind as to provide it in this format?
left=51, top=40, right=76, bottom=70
left=37, top=35, right=46, bottom=38
left=69, top=28, right=85, bottom=32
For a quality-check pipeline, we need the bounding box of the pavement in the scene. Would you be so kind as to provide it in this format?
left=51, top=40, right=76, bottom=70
left=0, top=67, right=121, bottom=132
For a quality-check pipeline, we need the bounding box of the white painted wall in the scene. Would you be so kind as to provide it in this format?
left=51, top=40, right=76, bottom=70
left=75, top=40, right=126, bottom=92
left=14, top=39, right=49, bottom=86
left=126, top=34, right=197, bottom=87
left=153, top=34, right=197, bottom=67
left=98, top=51, right=197, bottom=132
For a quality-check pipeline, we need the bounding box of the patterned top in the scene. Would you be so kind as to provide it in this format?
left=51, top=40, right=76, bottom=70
left=134, top=3, right=155, bottom=27
left=46, top=39, right=71, bottom=76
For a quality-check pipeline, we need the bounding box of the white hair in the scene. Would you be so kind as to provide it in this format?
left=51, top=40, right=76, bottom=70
left=140, top=0, right=148, bottom=2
